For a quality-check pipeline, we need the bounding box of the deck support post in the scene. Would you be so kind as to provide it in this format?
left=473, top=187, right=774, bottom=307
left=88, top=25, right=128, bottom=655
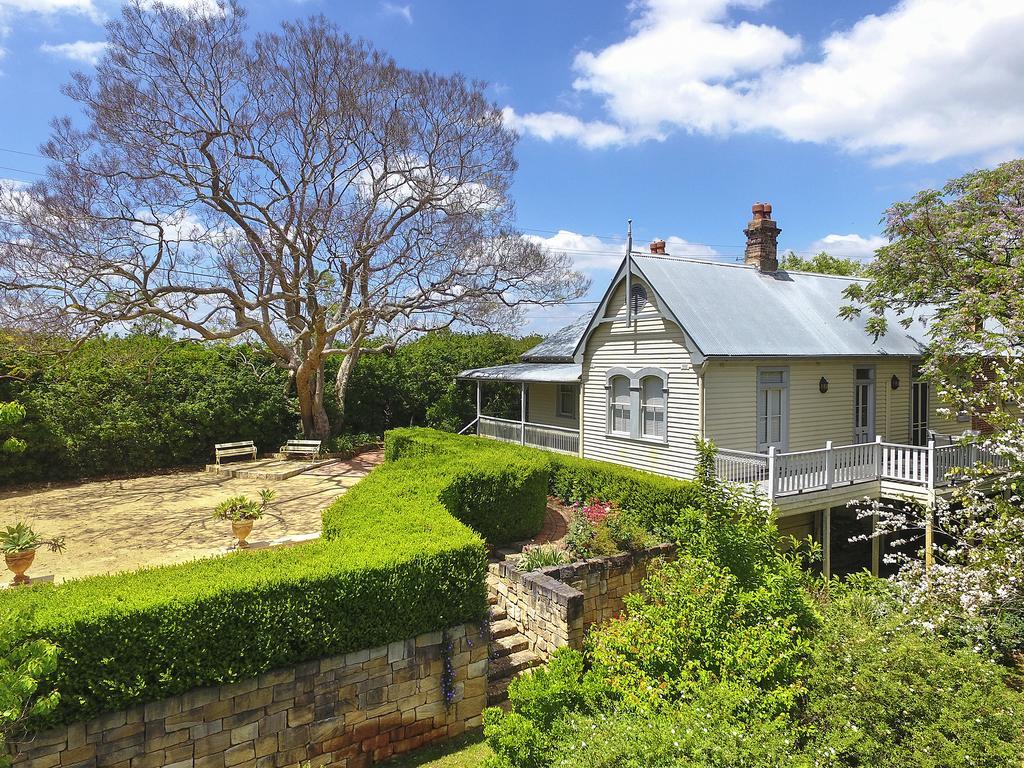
left=822, top=507, right=831, bottom=579
left=925, top=440, right=935, bottom=572
left=871, top=513, right=881, bottom=577
left=520, top=382, right=526, bottom=445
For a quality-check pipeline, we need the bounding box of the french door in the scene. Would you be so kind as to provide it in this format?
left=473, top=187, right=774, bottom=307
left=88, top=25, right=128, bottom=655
left=757, top=368, right=789, bottom=453
left=853, top=367, right=875, bottom=444
left=911, top=369, right=929, bottom=446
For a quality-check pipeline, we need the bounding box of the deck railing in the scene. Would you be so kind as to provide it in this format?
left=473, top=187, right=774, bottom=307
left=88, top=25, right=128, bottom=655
left=717, top=437, right=1005, bottom=500
left=477, top=415, right=580, bottom=455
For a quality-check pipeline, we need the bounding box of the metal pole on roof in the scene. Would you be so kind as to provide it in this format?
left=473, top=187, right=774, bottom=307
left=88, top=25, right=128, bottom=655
left=625, top=219, right=634, bottom=327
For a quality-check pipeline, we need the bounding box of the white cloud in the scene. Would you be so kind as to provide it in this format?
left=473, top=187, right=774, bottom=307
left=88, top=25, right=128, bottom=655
left=380, top=2, right=412, bottom=24
left=510, top=0, right=1024, bottom=163
left=526, top=229, right=719, bottom=272
left=805, top=233, right=887, bottom=261
left=502, top=108, right=652, bottom=150
left=0, top=0, right=96, bottom=15
left=40, top=39, right=105, bottom=64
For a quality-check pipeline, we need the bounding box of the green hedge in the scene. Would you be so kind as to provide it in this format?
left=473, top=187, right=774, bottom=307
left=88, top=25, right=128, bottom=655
left=386, top=428, right=699, bottom=539
left=379, top=428, right=549, bottom=545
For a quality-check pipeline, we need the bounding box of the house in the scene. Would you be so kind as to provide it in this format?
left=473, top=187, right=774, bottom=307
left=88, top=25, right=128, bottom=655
left=457, top=203, right=1003, bottom=577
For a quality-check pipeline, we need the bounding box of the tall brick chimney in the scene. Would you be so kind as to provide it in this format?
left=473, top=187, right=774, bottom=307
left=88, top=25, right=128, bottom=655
left=649, top=239, right=666, bottom=255
left=744, top=202, right=780, bottom=273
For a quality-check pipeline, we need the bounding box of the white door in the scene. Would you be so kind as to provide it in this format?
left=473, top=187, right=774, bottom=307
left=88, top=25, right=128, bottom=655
left=853, top=367, right=875, bottom=444
left=757, top=368, right=788, bottom=453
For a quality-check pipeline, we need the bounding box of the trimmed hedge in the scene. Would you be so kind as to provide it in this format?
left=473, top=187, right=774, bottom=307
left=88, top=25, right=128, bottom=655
left=386, top=428, right=699, bottom=538
left=379, top=428, right=550, bottom=544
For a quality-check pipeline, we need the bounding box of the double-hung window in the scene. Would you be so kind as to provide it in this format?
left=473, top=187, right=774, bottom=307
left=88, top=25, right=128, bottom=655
left=640, top=375, right=666, bottom=439
left=757, top=368, right=788, bottom=453
left=608, top=375, right=631, bottom=435
left=557, top=384, right=577, bottom=419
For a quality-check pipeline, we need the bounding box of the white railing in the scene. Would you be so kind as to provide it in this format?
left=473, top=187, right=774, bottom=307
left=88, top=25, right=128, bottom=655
left=477, top=415, right=579, bottom=455
left=716, top=436, right=1005, bottom=500
left=715, top=448, right=769, bottom=485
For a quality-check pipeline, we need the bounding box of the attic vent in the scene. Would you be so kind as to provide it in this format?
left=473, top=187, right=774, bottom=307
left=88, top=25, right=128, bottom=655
left=630, top=284, right=648, bottom=314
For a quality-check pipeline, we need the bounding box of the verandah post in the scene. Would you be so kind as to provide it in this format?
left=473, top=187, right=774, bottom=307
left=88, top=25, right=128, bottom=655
left=520, top=382, right=526, bottom=445
left=475, top=381, right=481, bottom=434
left=824, top=440, right=834, bottom=489
left=767, top=446, right=777, bottom=502
left=875, top=434, right=884, bottom=479
left=925, top=439, right=936, bottom=571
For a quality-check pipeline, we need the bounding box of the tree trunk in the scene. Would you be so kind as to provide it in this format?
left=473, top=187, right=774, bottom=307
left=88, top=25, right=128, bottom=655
left=333, top=348, right=362, bottom=431
left=295, top=362, right=332, bottom=440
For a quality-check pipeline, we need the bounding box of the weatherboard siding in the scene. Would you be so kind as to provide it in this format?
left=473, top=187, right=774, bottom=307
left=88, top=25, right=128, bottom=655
left=581, top=280, right=701, bottom=478
left=527, top=383, right=580, bottom=429
left=704, top=358, right=922, bottom=452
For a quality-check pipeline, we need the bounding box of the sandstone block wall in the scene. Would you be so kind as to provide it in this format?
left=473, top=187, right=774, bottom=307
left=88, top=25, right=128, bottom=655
left=492, top=543, right=675, bottom=658
left=12, top=623, right=487, bottom=768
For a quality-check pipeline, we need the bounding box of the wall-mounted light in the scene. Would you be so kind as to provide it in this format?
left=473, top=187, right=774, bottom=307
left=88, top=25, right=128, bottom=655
left=891, top=375, right=900, bottom=390
left=819, top=377, right=829, bottom=393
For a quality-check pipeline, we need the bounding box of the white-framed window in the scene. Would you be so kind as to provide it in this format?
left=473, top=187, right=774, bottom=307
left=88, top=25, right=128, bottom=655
left=757, top=367, right=789, bottom=452
left=608, top=375, right=632, bottom=436
left=640, top=375, right=666, bottom=439
left=853, top=366, right=875, bottom=444
left=557, top=384, right=577, bottom=419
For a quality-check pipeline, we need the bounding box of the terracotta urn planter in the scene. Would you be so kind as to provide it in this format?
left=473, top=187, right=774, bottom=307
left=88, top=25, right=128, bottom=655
left=5, top=548, right=36, bottom=586
left=231, top=519, right=254, bottom=549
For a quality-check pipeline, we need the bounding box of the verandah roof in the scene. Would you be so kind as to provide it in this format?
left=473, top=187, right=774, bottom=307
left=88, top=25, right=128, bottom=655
left=456, top=362, right=581, bottom=383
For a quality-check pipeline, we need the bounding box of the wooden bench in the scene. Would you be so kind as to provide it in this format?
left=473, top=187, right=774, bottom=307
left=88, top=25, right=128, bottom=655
left=279, top=439, right=322, bottom=461
left=215, top=440, right=257, bottom=465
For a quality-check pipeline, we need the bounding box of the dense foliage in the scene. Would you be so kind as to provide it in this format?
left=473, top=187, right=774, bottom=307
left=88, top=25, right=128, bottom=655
left=0, top=335, right=296, bottom=484
left=330, top=330, right=540, bottom=434
left=484, top=453, right=1024, bottom=768
left=0, top=330, right=539, bottom=485
left=0, top=614, right=59, bottom=768
left=779, top=250, right=865, bottom=276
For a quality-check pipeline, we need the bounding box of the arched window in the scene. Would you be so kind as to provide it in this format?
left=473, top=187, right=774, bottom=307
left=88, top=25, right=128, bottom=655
left=640, top=375, right=666, bottom=438
left=608, top=375, right=631, bottom=435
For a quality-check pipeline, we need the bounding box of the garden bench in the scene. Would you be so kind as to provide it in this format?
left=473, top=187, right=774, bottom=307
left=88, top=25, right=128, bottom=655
left=279, top=439, right=322, bottom=460
left=215, top=440, right=257, bottom=465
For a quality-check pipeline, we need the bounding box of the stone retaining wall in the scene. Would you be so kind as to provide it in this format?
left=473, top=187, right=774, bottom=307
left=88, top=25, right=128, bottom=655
left=492, top=543, right=675, bottom=658
left=12, top=623, right=487, bottom=768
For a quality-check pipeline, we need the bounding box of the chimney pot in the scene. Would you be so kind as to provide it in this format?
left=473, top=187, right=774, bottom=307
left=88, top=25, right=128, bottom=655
left=744, top=201, right=781, bottom=273
left=649, top=239, right=667, bottom=255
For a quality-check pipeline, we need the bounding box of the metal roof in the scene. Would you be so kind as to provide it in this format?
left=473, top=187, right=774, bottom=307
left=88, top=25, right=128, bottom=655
left=520, top=312, right=591, bottom=362
left=631, top=256, right=930, bottom=357
left=457, top=362, right=581, bottom=383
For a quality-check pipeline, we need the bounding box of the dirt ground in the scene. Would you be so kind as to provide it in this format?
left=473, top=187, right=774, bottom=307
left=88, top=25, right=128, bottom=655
left=0, top=449, right=383, bottom=584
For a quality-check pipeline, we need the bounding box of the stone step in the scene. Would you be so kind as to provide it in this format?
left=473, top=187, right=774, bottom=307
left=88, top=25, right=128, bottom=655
left=489, top=650, right=542, bottom=681
left=487, top=562, right=502, bottom=577
left=490, top=634, right=528, bottom=658
left=487, top=676, right=513, bottom=705
left=488, top=605, right=507, bottom=622
left=489, top=619, right=519, bottom=639
left=487, top=593, right=499, bottom=606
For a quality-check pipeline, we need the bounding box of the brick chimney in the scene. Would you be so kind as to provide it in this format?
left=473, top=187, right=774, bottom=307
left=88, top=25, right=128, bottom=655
left=649, top=239, right=666, bottom=255
left=744, top=202, right=780, bottom=273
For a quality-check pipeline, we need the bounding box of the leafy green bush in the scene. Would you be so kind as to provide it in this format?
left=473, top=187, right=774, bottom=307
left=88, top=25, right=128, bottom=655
left=518, top=545, right=572, bottom=571
left=0, top=336, right=296, bottom=484
left=0, top=612, right=60, bottom=768
left=547, top=453, right=699, bottom=537
left=379, top=428, right=549, bottom=545
left=798, top=582, right=1024, bottom=767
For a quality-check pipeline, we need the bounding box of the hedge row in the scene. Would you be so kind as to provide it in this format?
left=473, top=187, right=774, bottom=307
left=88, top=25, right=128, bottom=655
left=386, top=428, right=699, bottom=538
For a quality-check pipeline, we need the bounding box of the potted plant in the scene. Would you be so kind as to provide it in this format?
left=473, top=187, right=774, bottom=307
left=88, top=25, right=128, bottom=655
left=1, top=522, right=65, bottom=586
left=213, top=488, right=276, bottom=548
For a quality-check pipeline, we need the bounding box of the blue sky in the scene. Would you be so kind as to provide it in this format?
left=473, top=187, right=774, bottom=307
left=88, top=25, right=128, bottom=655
left=1, top=0, right=1022, bottom=332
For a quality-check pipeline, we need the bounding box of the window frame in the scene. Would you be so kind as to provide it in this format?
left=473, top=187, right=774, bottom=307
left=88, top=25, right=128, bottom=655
left=556, top=383, right=578, bottom=420
left=756, top=366, right=789, bottom=453
left=607, top=374, right=632, bottom=437
left=604, top=367, right=669, bottom=443
left=639, top=373, right=668, bottom=442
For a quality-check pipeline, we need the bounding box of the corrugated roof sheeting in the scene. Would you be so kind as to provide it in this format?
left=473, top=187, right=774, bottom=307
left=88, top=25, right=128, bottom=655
left=520, top=312, right=591, bottom=362
left=456, top=362, right=582, bottom=383
left=632, top=256, right=931, bottom=357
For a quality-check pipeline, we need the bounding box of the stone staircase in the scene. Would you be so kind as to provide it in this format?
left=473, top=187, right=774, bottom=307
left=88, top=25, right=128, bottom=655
left=486, top=568, right=542, bottom=705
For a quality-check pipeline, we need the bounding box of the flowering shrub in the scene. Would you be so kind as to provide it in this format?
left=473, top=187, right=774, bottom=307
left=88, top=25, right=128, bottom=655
left=573, top=498, right=614, bottom=525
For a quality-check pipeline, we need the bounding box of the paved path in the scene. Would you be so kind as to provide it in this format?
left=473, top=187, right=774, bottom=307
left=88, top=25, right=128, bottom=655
left=0, top=450, right=383, bottom=584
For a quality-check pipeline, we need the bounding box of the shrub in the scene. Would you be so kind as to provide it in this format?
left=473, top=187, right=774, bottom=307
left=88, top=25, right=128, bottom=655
left=518, top=545, right=572, bottom=571
left=211, top=488, right=275, bottom=521
left=0, top=612, right=60, bottom=768
left=379, top=428, right=549, bottom=545
left=798, top=584, right=1024, bottom=767
left=547, top=453, right=699, bottom=538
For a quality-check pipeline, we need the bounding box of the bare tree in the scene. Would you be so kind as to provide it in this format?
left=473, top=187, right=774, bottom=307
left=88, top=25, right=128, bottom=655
left=0, top=1, right=588, bottom=438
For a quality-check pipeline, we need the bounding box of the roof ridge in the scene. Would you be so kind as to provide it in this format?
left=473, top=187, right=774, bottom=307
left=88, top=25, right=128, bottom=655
left=633, top=252, right=869, bottom=282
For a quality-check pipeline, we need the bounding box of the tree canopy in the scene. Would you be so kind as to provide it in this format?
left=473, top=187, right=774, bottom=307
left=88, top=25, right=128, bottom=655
left=779, top=250, right=865, bottom=276
left=0, top=0, right=587, bottom=438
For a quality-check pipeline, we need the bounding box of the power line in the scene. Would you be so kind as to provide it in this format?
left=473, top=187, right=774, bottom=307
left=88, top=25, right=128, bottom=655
left=0, top=146, right=45, bottom=160
left=0, top=164, right=44, bottom=178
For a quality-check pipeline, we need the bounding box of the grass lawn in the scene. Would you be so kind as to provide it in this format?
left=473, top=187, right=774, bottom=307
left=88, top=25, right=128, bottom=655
left=380, top=729, right=492, bottom=768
